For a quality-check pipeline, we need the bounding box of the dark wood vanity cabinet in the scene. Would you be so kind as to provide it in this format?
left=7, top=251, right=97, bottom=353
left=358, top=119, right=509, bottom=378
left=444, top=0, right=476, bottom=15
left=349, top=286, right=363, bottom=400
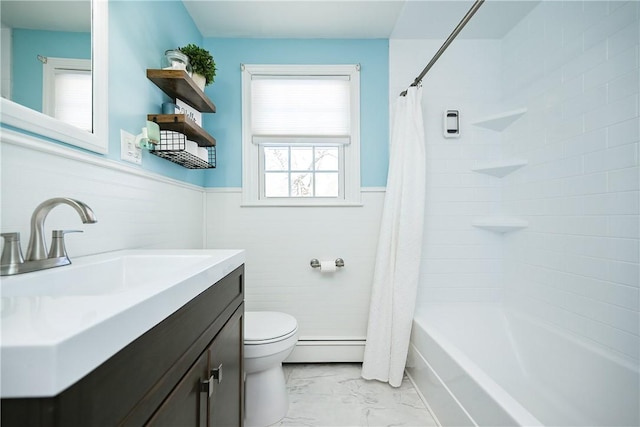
left=1, top=265, right=245, bottom=427
left=148, top=305, right=244, bottom=427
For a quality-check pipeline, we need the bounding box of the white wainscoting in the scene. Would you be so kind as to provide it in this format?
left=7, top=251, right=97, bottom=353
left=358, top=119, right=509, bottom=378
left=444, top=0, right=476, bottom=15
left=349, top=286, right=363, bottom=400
left=205, top=188, right=385, bottom=362
left=1, top=130, right=205, bottom=257
left=1, top=130, right=385, bottom=362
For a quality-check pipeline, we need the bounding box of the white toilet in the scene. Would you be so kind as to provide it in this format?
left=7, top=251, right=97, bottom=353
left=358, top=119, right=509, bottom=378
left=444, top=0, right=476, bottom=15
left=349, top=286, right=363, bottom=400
left=244, top=311, right=298, bottom=427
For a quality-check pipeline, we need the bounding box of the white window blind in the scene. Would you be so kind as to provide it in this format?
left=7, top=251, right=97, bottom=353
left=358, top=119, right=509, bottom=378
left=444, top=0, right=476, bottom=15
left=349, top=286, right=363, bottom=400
left=251, top=77, right=351, bottom=140
left=54, top=70, right=92, bottom=131
left=42, top=57, right=92, bottom=132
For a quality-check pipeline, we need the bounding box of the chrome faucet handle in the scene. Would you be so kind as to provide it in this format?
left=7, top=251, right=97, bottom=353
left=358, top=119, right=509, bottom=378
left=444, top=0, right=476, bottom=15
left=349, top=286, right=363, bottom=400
left=1, top=232, right=25, bottom=265
left=48, top=230, right=83, bottom=259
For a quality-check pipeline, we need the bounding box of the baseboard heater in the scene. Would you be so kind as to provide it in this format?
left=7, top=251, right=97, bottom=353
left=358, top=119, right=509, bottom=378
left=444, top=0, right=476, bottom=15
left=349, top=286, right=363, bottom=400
left=285, top=338, right=366, bottom=363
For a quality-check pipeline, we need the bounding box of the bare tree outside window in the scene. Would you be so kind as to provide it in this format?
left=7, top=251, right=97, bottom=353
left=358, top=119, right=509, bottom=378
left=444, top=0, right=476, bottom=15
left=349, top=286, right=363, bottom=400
left=264, top=146, right=339, bottom=198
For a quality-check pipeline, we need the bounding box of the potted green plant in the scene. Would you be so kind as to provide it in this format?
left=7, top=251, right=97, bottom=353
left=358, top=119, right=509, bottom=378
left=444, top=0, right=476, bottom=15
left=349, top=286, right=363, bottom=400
left=178, top=44, right=216, bottom=90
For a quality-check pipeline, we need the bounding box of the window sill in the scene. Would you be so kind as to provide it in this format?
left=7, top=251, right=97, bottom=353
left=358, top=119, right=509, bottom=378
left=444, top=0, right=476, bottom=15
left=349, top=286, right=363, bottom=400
left=241, top=199, right=363, bottom=208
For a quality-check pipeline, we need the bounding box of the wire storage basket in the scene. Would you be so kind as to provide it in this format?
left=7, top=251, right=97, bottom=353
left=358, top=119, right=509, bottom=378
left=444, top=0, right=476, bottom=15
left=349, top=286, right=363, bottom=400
left=151, top=130, right=216, bottom=169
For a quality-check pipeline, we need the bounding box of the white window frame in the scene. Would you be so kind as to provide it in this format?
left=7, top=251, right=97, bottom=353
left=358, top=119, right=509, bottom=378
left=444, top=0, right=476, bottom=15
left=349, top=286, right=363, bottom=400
left=241, top=64, right=361, bottom=207
left=42, top=57, right=92, bottom=132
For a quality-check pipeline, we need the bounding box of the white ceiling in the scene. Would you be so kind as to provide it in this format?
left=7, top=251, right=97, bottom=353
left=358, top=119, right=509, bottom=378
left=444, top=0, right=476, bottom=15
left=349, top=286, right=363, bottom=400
left=392, top=0, right=539, bottom=39
left=183, top=1, right=405, bottom=39
left=183, top=0, right=540, bottom=40
left=0, top=1, right=90, bottom=32
left=0, top=0, right=540, bottom=40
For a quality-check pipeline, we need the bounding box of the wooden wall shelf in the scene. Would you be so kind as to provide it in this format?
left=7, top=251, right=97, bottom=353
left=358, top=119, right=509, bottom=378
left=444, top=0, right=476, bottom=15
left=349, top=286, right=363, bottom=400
left=148, top=114, right=216, bottom=147
left=147, top=69, right=216, bottom=113
left=146, top=69, right=218, bottom=169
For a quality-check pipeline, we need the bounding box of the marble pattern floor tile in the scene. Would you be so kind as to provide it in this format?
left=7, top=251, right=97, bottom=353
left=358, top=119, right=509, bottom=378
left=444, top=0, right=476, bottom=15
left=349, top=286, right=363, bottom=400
left=270, top=363, right=437, bottom=427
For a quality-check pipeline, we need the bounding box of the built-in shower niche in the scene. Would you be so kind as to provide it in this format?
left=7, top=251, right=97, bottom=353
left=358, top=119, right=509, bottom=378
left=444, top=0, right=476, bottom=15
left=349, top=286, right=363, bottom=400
left=470, top=107, right=528, bottom=234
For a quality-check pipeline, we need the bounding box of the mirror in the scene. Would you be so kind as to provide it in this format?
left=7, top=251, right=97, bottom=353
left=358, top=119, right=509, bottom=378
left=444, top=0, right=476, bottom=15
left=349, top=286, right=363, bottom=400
left=0, top=0, right=108, bottom=154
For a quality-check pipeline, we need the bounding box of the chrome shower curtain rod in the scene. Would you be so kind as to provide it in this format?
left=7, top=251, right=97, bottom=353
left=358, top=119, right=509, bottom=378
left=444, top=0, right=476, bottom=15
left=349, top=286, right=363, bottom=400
left=400, top=0, right=485, bottom=96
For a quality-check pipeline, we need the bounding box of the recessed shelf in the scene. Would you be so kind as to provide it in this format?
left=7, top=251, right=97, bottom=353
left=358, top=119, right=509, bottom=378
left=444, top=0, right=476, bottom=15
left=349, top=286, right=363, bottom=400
left=472, top=108, right=527, bottom=131
left=146, top=69, right=216, bottom=113
left=472, top=217, right=528, bottom=233
left=471, top=159, right=528, bottom=177
left=148, top=114, right=216, bottom=147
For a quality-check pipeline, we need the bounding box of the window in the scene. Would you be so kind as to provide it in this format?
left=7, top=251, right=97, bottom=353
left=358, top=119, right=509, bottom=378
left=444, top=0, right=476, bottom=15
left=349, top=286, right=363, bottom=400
left=42, top=57, right=92, bottom=132
left=242, top=64, right=361, bottom=206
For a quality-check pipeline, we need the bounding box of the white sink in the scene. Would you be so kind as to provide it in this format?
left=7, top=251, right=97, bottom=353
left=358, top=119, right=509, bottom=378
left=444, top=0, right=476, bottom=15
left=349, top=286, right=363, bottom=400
left=0, top=249, right=245, bottom=398
left=2, top=253, right=216, bottom=297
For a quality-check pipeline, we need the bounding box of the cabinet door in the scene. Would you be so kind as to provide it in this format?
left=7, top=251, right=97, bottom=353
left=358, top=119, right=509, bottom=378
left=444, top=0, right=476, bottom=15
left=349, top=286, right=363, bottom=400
left=146, top=350, right=209, bottom=427
left=209, top=306, right=244, bottom=427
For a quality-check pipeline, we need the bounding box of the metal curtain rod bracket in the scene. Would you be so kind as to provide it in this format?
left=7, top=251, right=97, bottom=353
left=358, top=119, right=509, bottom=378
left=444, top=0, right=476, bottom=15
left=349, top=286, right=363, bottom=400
left=400, top=0, right=485, bottom=96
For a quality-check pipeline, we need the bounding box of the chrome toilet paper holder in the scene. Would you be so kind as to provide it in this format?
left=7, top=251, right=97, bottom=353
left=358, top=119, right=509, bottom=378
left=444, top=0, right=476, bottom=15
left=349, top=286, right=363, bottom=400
left=310, top=258, right=344, bottom=268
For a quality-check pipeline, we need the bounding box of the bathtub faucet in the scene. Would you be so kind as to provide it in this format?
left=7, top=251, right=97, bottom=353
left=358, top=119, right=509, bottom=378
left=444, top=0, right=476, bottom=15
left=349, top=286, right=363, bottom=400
left=1, top=197, right=97, bottom=276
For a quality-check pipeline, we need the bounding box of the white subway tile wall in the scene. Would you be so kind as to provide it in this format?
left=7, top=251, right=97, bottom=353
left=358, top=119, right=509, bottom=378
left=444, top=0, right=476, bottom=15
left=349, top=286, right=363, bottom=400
left=391, top=1, right=638, bottom=363
left=1, top=140, right=204, bottom=256
left=501, top=0, right=639, bottom=362
left=390, top=39, right=506, bottom=304
left=204, top=189, right=385, bottom=345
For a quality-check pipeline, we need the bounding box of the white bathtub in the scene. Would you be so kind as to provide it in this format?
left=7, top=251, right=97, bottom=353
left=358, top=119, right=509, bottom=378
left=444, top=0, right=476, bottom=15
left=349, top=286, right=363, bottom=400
left=406, top=304, right=639, bottom=426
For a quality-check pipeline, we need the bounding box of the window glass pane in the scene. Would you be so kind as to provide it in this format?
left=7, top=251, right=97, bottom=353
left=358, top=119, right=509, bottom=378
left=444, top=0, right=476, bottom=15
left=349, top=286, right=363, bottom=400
left=264, top=147, right=289, bottom=171
left=291, top=173, right=312, bottom=197
left=315, top=147, right=339, bottom=171
left=290, top=147, right=313, bottom=171
left=262, top=145, right=341, bottom=198
left=315, top=173, right=339, bottom=197
left=252, top=78, right=350, bottom=135
left=265, top=172, right=289, bottom=197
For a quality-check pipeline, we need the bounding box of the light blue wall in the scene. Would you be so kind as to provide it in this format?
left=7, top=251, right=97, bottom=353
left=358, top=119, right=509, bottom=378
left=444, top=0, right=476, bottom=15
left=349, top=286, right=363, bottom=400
left=108, top=1, right=206, bottom=185
left=201, top=38, right=389, bottom=188
left=3, top=1, right=207, bottom=185
left=12, top=29, right=91, bottom=112
left=5, top=2, right=390, bottom=188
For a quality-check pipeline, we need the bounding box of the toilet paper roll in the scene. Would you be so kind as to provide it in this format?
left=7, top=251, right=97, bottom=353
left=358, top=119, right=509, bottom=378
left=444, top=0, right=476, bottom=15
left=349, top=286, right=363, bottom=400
left=319, top=260, right=336, bottom=273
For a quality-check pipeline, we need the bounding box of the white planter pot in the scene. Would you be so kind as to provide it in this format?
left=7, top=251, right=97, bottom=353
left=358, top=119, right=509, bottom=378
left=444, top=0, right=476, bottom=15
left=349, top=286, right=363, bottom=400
left=192, top=73, right=206, bottom=91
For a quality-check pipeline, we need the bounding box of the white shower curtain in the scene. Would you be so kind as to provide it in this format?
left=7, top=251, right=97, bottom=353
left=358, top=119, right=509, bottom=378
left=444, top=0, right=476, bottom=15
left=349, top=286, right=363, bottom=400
left=361, top=86, right=426, bottom=387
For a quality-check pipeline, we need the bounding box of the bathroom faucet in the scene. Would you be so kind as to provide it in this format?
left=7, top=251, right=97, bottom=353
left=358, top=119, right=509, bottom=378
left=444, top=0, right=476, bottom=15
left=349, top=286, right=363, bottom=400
left=25, top=198, right=97, bottom=261
left=1, top=197, right=97, bottom=276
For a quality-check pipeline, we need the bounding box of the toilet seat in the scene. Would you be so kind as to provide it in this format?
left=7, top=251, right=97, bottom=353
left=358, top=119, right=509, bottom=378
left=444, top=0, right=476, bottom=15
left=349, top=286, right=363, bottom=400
left=245, top=311, right=298, bottom=345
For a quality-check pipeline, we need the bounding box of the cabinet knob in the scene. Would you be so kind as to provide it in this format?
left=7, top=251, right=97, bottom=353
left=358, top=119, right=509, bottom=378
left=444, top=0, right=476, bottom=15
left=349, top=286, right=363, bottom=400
left=200, top=364, right=223, bottom=398
left=200, top=375, right=214, bottom=397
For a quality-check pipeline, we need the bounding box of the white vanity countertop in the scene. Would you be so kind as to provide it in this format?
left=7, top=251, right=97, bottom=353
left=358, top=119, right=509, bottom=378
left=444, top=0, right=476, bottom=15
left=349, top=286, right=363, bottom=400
left=0, top=249, right=245, bottom=398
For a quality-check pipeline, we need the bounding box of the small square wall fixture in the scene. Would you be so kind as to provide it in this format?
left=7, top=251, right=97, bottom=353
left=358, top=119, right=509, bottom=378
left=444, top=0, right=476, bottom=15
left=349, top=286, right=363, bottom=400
left=444, top=109, right=460, bottom=138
